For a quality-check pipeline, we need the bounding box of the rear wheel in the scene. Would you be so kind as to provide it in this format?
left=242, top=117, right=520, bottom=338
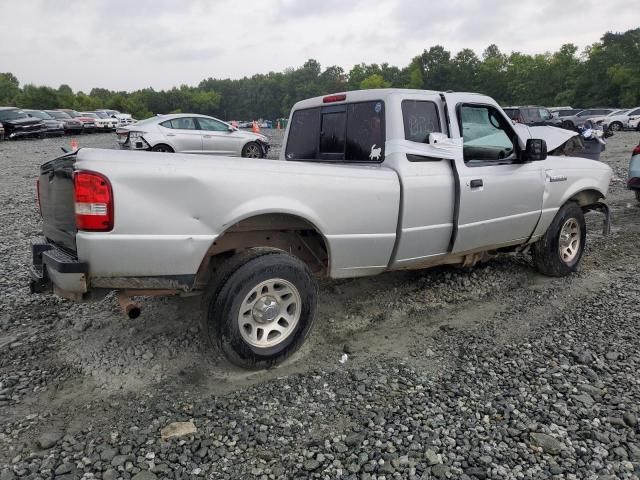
left=609, top=121, right=623, bottom=132
left=202, top=249, right=318, bottom=369
left=533, top=202, right=586, bottom=277
left=561, top=120, right=575, bottom=130
left=151, top=144, right=174, bottom=153
left=242, top=142, right=263, bottom=158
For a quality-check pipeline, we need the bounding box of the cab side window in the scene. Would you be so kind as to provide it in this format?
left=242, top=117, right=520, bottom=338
left=401, top=100, right=441, bottom=143
left=459, top=104, right=517, bottom=165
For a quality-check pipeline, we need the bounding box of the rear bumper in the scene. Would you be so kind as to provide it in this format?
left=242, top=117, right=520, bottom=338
left=29, top=237, right=88, bottom=298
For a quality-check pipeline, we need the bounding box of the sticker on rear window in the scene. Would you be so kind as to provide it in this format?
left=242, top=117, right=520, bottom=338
left=374, top=102, right=382, bottom=114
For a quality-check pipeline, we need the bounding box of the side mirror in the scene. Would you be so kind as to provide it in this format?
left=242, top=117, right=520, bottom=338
left=428, top=132, right=450, bottom=145
left=227, top=126, right=236, bottom=132
left=525, top=139, right=547, bottom=161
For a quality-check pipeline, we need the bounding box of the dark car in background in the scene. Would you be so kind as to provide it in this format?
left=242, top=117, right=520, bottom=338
left=503, top=106, right=562, bottom=126
left=56, top=109, right=96, bottom=133
left=23, top=109, right=65, bottom=137
left=0, top=107, right=47, bottom=139
left=44, top=110, right=83, bottom=134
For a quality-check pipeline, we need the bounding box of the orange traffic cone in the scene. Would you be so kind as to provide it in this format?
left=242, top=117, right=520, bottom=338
left=252, top=121, right=260, bottom=134
left=70, top=138, right=79, bottom=150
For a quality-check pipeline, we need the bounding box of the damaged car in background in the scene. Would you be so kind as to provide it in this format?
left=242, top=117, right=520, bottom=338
left=116, top=113, right=270, bottom=157
left=30, top=89, right=612, bottom=369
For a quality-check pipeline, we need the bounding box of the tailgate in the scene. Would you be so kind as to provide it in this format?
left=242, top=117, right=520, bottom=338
left=38, top=153, right=77, bottom=252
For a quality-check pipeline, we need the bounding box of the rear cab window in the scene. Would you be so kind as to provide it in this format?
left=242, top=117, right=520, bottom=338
left=285, top=100, right=385, bottom=163
left=401, top=100, right=441, bottom=143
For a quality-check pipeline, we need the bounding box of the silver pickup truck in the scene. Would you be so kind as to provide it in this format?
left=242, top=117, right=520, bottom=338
left=30, top=89, right=612, bottom=369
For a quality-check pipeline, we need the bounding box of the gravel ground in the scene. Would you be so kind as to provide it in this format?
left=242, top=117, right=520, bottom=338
left=1, top=131, right=640, bottom=480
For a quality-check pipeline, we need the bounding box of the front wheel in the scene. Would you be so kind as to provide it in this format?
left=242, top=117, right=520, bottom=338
left=532, top=202, right=586, bottom=277
left=202, top=249, right=318, bottom=369
left=609, top=122, right=623, bottom=132
left=241, top=142, right=263, bottom=158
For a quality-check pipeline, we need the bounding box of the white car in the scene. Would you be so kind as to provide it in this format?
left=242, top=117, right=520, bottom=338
left=96, top=109, right=135, bottom=126
left=603, top=107, right=640, bottom=131
left=116, top=113, right=270, bottom=157
left=80, top=112, right=117, bottom=131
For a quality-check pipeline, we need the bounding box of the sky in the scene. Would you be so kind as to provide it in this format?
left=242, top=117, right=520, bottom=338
left=1, top=0, right=638, bottom=93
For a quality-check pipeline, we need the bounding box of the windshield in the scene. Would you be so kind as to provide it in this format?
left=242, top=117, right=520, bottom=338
left=608, top=110, right=627, bottom=116
left=81, top=113, right=99, bottom=119
left=47, top=111, right=71, bottom=119
left=94, top=112, right=109, bottom=118
left=135, top=116, right=163, bottom=126
left=539, top=109, right=552, bottom=120
left=0, top=109, right=28, bottom=121
left=26, top=110, right=54, bottom=120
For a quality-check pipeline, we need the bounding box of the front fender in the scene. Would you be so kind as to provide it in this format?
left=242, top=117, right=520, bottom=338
left=531, top=157, right=612, bottom=238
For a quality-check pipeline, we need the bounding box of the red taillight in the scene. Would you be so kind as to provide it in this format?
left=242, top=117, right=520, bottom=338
left=74, top=171, right=113, bottom=231
left=633, top=144, right=640, bottom=156
left=36, top=179, right=42, bottom=216
left=323, top=93, right=346, bottom=103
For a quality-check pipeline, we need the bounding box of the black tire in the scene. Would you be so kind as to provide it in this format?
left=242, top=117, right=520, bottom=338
left=202, top=248, right=318, bottom=369
left=561, top=120, right=575, bottom=130
left=635, top=191, right=640, bottom=203
left=532, top=202, right=586, bottom=277
left=609, top=121, right=623, bottom=132
left=151, top=144, right=174, bottom=153
left=241, top=141, right=263, bottom=158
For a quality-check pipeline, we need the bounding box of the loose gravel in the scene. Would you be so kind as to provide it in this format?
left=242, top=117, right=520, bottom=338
left=1, top=131, right=639, bottom=480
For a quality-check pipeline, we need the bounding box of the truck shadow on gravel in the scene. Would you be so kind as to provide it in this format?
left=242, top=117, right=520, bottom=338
left=30, top=192, right=637, bottom=411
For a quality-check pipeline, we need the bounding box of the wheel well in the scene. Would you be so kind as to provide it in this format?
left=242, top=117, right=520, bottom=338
left=194, top=213, right=329, bottom=288
left=152, top=143, right=174, bottom=152
left=569, top=189, right=604, bottom=207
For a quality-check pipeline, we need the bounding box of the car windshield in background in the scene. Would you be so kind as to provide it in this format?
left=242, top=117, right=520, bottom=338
left=81, top=113, right=99, bottom=119
left=27, top=110, right=54, bottom=120
left=94, top=112, right=109, bottom=118
left=47, top=111, right=71, bottom=119
left=402, top=100, right=441, bottom=143
left=608, top=110, right=627, bottom=116
left=135, top=116, right=163, bottom=126
left=0, top=109, right=28, bottom=121
left=539, top=109, right=552, bottom=120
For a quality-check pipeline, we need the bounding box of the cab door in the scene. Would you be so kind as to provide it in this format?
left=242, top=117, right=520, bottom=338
left=443, top=94, right=545, bottom=254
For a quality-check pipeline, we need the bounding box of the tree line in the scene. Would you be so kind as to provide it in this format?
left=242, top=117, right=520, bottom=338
left=1, top=28, right=638, bottom=121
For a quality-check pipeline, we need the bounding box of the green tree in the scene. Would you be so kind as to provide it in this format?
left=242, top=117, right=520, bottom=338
left=360, top=74, right=391, bottom=89
left=0, top=72, right=20, bottom=104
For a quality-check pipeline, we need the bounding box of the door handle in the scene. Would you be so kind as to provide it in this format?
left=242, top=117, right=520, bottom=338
left=166, top=133, right=176, bottom=137
left=203, top=135, right=212, bottom=139
left=470, top=179, right=483, bottom=188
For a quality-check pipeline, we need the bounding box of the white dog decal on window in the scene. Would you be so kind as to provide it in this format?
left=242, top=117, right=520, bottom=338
left=369, top=144, right=382, bottom=161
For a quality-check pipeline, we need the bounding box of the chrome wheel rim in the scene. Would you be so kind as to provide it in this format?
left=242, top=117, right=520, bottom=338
left=611, top=123, right=621, bottom=131
left=237, top=278, right=301, bottom=348
left=559, top=218, right=581, bottom=263
left=244, top=144, right=261, bottom=158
